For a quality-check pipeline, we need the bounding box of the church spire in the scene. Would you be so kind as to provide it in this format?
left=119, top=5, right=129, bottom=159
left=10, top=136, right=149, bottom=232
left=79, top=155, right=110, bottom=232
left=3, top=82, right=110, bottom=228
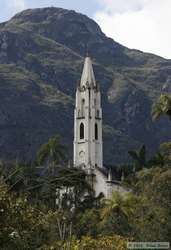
left=80, top=56, right=96, bottom=88
left=74, top=54, right=103, bottom=171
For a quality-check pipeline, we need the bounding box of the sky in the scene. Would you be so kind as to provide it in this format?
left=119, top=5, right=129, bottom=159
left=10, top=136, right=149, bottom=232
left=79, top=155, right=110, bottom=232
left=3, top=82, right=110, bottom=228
left=0, top=0, right=171, bottom=59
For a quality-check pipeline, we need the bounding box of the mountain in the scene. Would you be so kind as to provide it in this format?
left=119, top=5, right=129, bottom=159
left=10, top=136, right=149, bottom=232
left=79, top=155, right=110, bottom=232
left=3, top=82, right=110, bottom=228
left=0, top=7, right=171, bottom=164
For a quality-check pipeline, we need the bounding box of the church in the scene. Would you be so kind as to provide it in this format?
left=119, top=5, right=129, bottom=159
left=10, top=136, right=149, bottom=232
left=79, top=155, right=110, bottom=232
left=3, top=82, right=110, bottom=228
left=73, top=56, right=127, bottom=198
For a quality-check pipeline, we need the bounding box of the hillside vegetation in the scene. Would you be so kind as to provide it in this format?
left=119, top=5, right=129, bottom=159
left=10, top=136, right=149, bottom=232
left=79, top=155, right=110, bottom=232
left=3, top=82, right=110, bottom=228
left=0, top=7, right=171, bottom=163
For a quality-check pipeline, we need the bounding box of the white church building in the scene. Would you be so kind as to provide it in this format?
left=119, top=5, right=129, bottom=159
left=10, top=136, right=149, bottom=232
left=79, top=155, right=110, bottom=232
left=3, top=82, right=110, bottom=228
left=73, top=56, right=127, bottom=198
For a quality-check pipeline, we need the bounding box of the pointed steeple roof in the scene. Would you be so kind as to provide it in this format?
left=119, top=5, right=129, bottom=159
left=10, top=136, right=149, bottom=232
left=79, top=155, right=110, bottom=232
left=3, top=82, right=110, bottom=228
left=80, top=56, right=96, bottom=88
left=108, top=168, right=112, bottom=182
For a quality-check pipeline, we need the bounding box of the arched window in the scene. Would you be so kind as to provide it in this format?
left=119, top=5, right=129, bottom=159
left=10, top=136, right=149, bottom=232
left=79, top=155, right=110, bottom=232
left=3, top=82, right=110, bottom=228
left=96, top=110, right=100, bottom=118
left=81, top=99, right=85, bottom=117
left=95, top=123, right=98, bottom=140
left=80, top=123, right=84, bottom=139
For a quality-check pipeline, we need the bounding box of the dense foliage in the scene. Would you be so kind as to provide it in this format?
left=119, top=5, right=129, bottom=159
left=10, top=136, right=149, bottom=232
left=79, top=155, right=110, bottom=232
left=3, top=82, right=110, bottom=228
left=0, top=135, right=171, bottom=250
left=0, top=96, right=171, bottom=249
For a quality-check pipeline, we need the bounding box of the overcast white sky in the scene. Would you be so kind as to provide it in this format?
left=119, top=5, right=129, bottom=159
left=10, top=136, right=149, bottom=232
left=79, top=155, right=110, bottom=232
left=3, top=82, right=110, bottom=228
left=0, top=0, right=170, bottom=59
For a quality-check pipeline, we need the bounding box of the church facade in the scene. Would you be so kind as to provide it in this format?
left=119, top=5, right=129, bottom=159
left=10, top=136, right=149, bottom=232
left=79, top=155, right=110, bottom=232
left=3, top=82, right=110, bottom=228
left=73, top=56, right=127, bottom=198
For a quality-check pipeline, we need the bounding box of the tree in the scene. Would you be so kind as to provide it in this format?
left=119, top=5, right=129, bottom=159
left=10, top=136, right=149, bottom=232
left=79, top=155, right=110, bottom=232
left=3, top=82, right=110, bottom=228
left=55, top=167, right=92, bottom=210
left=159, top=141, right=171, bottom=164
left=0, top=161, right=39, bottom=194
left=147, top=152, right=166, bottom=167
left=152, top=94, right=171, bottom=120
left=131, top=196, right=169, bottom=241
left=128, top=145, right=146, bottom=171
left=69, top=235, right=130, bottom=250
left=0, top=181, right=46, bottom=249
left=100, top=192, right=135, bottom=236
left=130, top=167, right=171, bottom=241
left=42, top=235, right=130, bottom=250
left=36, top=135, right=67, bottom=167
left=75, top=208, right=100, bottom=238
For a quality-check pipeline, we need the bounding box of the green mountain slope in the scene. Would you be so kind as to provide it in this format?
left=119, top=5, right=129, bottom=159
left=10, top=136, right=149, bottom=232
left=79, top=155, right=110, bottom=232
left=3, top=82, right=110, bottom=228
left=0, top=7, right=171, bottom=164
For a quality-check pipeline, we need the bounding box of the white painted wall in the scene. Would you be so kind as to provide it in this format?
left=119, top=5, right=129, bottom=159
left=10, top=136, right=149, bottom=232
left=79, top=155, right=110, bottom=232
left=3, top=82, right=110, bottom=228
left=73, top=57, right=128, bottom=198
left=73, top=57, right=103, bottom=172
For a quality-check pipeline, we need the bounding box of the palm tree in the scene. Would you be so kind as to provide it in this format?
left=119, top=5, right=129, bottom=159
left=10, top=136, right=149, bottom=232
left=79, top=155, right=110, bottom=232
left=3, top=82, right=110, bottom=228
left=101, top=192, right=137, bottom=219
left=159, top=142, right=171, bottom=164
left=36, top=135, right=67, bottom=168
left=100, top=192, right=138, bottom=235
left=148, top=152, right=165, bottom=167
left=128, top=145, right=146, bottom=171
left=152, top=94, right=171, bottom=120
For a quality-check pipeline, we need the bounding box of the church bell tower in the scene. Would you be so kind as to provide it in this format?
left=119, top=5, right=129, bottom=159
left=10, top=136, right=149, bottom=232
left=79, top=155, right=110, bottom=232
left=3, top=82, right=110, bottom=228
left=73, top=56, right=103, bottom=173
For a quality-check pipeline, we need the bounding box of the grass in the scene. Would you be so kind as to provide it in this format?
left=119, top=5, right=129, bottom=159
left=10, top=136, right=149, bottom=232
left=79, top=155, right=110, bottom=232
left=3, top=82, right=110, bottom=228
left=0, top=63, right=73, bottom=106
left=103, top=124, right=122, bottom=136
left=40, top=84, right=74, bottom=106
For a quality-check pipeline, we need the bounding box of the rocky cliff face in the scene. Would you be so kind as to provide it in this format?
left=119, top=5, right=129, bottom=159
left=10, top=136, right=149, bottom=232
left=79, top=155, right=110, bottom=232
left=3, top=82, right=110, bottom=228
left=0, top=7, right=171, bottom=164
